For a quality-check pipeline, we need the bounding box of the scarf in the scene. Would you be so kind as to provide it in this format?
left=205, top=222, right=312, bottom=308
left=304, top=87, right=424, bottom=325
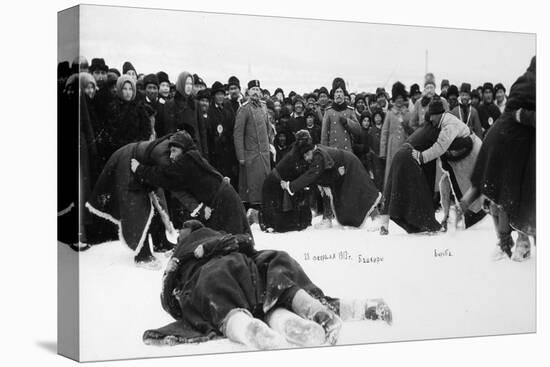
left=332, top=101, right=348, bottom=112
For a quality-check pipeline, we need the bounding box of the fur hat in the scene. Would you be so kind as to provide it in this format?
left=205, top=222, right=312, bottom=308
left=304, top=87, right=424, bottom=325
left=89, top=58, right=108, bottom=73
left=494, top=83, right=506, bottom=94
left=306, top=93, right=317, bottom=101
left=168, top=130, right=196, bottom=151
left=469, top=90, right=481, bottom=100
left=227, top=76, right=240, bottom=89
left=410, top=83, right=421, bottom=96
left=248, top=80, right=261, bottom=89
left=122, top=61, right=136, bottom=75
left=293, top=97, right=305, bottom=107
left=156, top=71, right=170, bottom=85
left=428, top=99, right=445, bottom=115
left=305, top=109, right=316, bottom=119
left=317, top=87, right=329, bottom=97
left=193, top=74, right=206, bottom=86
left=211, top=81, right=225, bottom=95
left=459, top=83, right=471, bottom=94
left=391, top=81, right=408, bottom=102
left=295, top=130, right=315, bottom=155
left=109, top=68, right=121, bottom=77
left=441, top=79, right=450, bottom=89
left=482, top=82, right=494, bottom=95
left=331, top=77, right=347, bottom=98
left=446, top=85, right=459, bottom=98
left=143, top=73, right=159, bottom=88
left=375, top=87, right=387, bottom=98
left=424, top=72, right=436, bottom=87
left=196, top=88, right=211, bottom=100
left=274, top=88, right=285, bottom=98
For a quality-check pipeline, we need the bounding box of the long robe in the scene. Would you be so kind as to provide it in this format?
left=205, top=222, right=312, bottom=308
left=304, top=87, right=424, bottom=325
left=471, top=60, right=536, bottom=235
left=381, top=124, right=442, bottom=234
left=261, top=145, right=312, bottom=232
left=85, top=138, right=177, bottom=252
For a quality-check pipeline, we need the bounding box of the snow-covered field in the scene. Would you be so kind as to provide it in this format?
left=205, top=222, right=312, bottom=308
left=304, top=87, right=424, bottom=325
left=70, top=214, right=536, bottom=362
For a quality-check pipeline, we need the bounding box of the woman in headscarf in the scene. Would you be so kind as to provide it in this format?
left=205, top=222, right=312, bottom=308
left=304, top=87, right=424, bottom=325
left=108, top=75, right=153, bottom=155
left=461, top=56, right=536, bottom=261
left=261, top=130, right=313, bottom=233
left=161, top=71, right=208, bottom=157
left=379, top=99, right=484, bottom=235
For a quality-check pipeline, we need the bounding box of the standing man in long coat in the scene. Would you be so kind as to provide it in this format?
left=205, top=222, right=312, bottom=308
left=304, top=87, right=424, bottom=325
left=320, top=77, right=361, bottom=152
left=234, top=80, right=273, bottom=223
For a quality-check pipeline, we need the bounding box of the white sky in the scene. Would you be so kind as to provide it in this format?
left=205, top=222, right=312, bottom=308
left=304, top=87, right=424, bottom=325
left=65, top=5, right=536, bottom=95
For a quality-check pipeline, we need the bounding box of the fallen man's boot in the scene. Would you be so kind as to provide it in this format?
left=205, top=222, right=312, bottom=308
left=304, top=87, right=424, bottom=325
left=266, top=308, right=326, bottom=347
left=511, top=234, right=531, bottom=262
left=291, top=289, right=342, bottom=345
left=223, top=309, right=287, bottom=350
left=338, top=298, right=393, bottom=325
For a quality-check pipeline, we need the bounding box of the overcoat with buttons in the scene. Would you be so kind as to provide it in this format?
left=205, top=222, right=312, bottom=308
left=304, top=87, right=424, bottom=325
left=380, top=106, right=412, bottom=186
left=233, top=99, right=272, bottom=204
left=320, top=104, right=361, bottom=151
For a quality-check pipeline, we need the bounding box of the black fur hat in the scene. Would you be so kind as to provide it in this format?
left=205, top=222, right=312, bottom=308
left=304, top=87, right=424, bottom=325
left=156, top=71, right=170, bottom=85
left=428, top=99, right=445, bottom=115
left=447, top=85, right=459, bottom=98
left=391, top=81, right=408, bottom=102
left=318, top=87, right=329, bottom=97
left=211, top=81, right=225, bottom=95
left=330, top=77, right=347, bottom=98
left=295, top=130, right=315, bottom=155
left=410, top=83, right=421, bottom=96
left=227, top=76, right=240, bottom=89
left=482, top=82, right=494, bottom=95
left=460, top=83, right=471, bottom=94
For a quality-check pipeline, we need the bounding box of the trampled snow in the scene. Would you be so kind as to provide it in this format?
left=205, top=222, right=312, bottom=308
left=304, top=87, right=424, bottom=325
left=71, top=214, right=536, bottom=361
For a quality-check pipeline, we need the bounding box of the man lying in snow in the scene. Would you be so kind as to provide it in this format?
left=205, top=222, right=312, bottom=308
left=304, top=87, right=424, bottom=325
left=143, top=220, right=392, bottom=350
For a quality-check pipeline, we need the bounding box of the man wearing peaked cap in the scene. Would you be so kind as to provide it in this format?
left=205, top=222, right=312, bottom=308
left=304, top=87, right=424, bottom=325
left=248, top=80, right=261, bottom=89
left=233, top=79, right=272, bottom=223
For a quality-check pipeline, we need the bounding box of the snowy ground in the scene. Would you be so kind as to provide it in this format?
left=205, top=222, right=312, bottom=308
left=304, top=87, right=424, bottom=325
left=71, top=213, right=536, bottom=362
